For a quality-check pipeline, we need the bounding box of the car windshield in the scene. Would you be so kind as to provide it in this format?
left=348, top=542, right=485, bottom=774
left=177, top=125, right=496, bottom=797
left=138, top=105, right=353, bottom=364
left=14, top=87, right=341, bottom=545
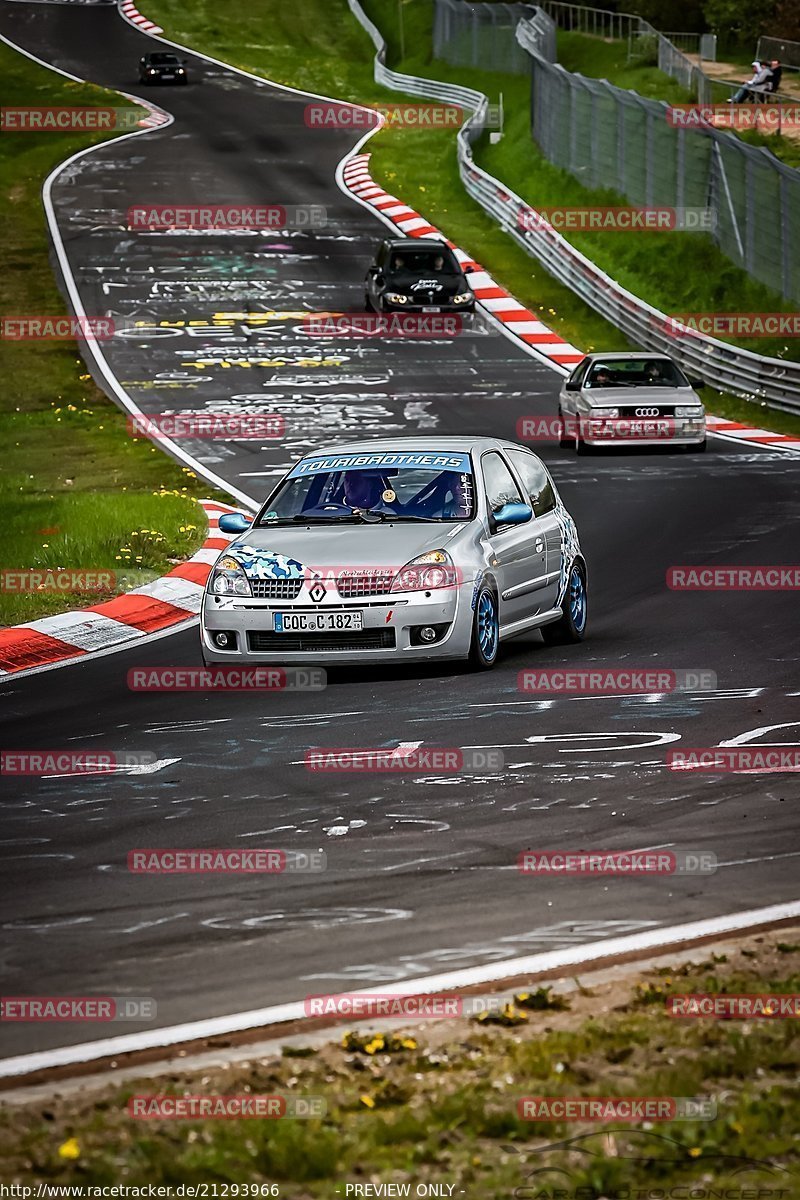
left=585, top=358, right=689, bottom=388
left=147, top=55, right=181, bottom=64
left=386, top=249, right=460, bottom=275
left=258, top=453, right=476, bottom=525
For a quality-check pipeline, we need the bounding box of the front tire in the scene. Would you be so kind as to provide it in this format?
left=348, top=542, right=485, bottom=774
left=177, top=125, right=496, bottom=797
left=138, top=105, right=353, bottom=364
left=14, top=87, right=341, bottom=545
left=468, top=584, right=500, bottom=670
left=541, top=562, right=587, bottom=645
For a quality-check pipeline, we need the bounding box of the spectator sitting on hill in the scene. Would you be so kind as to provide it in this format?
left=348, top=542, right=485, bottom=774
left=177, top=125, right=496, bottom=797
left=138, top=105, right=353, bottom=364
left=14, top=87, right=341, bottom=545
left=728, top=60, right=771, bottom=102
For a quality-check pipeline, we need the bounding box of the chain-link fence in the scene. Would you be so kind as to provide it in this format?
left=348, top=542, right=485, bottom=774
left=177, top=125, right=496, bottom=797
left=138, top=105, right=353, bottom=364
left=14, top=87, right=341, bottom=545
left=522, top=34, right=800, bottom=304
left=433, top=0, right=541, bottom=73
left=540, top=1, right=734, bottom=102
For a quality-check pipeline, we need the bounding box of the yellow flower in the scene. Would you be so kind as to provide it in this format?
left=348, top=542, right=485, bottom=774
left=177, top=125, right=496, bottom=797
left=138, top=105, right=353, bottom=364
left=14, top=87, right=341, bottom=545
left=58, top=1138, right=80, bottom=1160
left=688, top=1147, right=701, bottom=1158
left=360, top=1095, right=375, bottom=1108
left=364, top=1036, right=385, bottom=1055
left=401, top=1038, right=417, bottom=1050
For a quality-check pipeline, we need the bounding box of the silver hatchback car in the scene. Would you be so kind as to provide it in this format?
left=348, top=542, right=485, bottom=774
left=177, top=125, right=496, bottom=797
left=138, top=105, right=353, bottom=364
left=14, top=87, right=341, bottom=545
left=201, top=437, right=587, bottom=669
left=558, top=352, right=707, bottom=453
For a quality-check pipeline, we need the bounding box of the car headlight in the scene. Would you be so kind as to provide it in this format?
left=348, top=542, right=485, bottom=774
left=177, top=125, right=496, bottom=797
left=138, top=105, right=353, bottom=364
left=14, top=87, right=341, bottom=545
left=177, top=68, right=185, bottom=74
left=452, top=292, right=473, bottom=304
left=209, top=555, right=252, bottom=597
left=391, top=550, right=458, bottom=592
left=675, top=406, right=704, bottom=418
left=384, top=293, right=409, bottom=304
left=589, top=408, right=619, bottom=419
left=148, top=69, right=157, bottom=75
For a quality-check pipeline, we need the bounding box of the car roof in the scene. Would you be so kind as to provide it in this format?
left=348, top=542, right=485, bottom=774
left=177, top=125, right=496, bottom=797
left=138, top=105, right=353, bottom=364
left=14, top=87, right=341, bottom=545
left=583, top=352, right=675, bottom=362
left=299, top=436, right=532, bottom=459
left=383, top=238, right=449, bottom=251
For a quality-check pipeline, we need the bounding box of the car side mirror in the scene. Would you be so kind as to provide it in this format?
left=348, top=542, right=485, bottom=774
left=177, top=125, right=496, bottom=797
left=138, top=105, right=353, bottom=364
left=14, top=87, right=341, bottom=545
left=688, top=377, right=705, bottom=390
left=493, top=502, right=532, bottom=527
left=564, top=380, right=581, bottom=392
left=218, top=512, right=251, bottom=534
left=375, top=273, right=385, bottom=286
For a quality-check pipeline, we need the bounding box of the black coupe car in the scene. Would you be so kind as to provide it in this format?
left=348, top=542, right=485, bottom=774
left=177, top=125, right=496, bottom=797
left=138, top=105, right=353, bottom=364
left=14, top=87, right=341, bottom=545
left=138, top=53, right=189, bottom=85
left=364, top=238, right=475, bottom=314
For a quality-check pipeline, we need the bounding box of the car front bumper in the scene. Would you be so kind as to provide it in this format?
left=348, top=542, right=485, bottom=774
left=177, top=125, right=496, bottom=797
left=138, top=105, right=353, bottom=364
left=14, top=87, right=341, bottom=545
left=200, top=581, right=476, bottom=666
left=579, top=415, right=706, bottom=447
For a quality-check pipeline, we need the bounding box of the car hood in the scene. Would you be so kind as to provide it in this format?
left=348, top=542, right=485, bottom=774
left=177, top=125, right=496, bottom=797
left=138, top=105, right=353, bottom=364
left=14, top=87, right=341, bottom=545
left=224, top=523, right=467, bottom=575
left=582, top=386, right=700, bottom=405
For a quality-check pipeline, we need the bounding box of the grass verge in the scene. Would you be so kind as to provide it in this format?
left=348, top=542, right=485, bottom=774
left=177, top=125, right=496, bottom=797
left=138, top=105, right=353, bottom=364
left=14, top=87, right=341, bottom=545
left=0, top=41, right=224, bottom=627
left=142, top=0, right=800, bottom=438
left=1, top=928, right=797, bottom=1192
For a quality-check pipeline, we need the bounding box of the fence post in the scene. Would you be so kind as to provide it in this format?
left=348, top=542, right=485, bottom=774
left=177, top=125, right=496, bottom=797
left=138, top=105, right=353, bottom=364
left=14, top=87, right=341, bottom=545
left=645, top=102, right=654, bottom=207
left=780, top=174, right=793, bottom=302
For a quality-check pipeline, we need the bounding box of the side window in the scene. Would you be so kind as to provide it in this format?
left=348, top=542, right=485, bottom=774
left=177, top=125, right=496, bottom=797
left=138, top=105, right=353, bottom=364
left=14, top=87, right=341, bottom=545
left=507, top=450, right=556, bottom=517
left=482, top=453, right=524, bottom=528
left=568, top=359, right=590, bottom=386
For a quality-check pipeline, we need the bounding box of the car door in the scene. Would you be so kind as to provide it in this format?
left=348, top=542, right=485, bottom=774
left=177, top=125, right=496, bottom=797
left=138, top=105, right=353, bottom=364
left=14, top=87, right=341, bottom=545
left=506, top=449, right=562, bottom=613
left=560, top=358, right=591, bottom=432
left=480, top=451, right=541, bottom=624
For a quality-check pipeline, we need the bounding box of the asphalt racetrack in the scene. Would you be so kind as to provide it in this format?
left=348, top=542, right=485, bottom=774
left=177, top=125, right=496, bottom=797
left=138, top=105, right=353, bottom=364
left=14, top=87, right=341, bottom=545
left=1, top=0, right=799, bottom=1062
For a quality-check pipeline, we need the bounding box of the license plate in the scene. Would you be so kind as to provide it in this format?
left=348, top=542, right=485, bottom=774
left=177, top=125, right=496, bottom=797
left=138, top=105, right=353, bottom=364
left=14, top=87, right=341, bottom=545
left=422, top=306, right=440, bottom=312
left=273, top=611, right=363, bottom=633
left=162, top=74, right=174, bottom=79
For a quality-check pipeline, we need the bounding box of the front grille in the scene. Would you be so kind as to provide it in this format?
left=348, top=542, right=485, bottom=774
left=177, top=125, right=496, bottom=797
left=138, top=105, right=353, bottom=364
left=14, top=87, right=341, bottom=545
left=336, top=571, right=395, bottom=599
left=250, top=578, right=303, bottom=600
left=248, top=629, right=396, bottom=653
left=622, top=407, right=676, bottom=418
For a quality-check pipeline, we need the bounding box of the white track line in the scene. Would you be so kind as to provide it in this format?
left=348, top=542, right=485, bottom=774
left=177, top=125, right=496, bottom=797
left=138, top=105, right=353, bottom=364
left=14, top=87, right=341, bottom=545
left=1, top=900, right=798, bottom=1080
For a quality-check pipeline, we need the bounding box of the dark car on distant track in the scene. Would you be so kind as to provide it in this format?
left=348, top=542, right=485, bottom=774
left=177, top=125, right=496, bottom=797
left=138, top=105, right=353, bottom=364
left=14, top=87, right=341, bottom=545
left=138, top=53, right=189, bottom=85
left=364, top=238, right=475, bottom=315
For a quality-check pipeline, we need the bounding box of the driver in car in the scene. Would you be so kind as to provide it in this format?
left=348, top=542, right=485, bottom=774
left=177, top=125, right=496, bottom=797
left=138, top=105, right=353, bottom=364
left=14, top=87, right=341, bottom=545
left=590, top=366, right=612, bottom=387
left=342, top=471, right=398, bottom=513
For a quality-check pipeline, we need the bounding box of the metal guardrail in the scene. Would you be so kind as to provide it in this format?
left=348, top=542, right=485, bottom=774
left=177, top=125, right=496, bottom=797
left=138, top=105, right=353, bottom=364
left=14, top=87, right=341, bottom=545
left=348, top=0, right=800, bottom=414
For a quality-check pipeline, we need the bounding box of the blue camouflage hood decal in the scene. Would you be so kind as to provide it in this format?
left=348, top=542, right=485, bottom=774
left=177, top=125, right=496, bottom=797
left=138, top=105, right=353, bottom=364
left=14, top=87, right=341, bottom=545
left=230, top=545, right=306, bottom=580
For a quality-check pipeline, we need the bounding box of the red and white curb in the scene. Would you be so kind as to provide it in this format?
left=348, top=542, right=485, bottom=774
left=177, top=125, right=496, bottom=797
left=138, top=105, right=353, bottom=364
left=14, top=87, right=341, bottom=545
left=342, top=153, right=584, bottom=370
left=706, top=413, right=800, bottom=451
left=0, top=500, right=245, bottom=679
left=118, top=0, right=163, bottom=36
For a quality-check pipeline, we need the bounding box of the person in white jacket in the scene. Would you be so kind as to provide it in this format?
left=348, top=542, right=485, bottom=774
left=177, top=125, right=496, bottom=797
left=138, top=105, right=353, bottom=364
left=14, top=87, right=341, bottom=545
left=729, top=61, right=771, bottom=102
